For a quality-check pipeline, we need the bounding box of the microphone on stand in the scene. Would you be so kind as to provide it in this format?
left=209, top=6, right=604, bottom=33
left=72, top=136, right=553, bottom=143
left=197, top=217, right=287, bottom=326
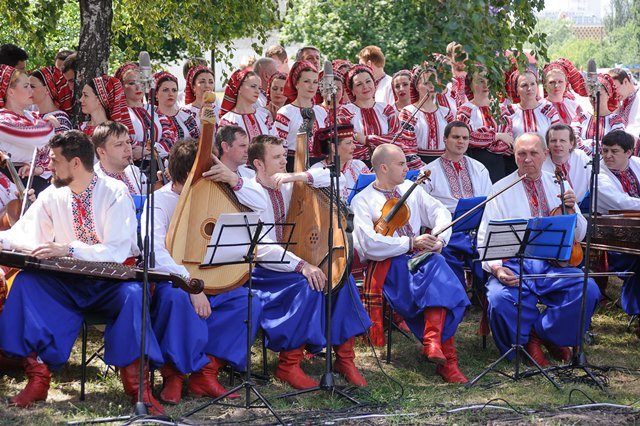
left=320, top=60, right=336, bottom=100
left=586, top=59, right=600, bottom=99
left=138, top=51, right=155, bottom=94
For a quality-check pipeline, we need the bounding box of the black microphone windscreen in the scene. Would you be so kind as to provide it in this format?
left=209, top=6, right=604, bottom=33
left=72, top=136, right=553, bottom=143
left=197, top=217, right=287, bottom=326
left=139, top=51, right=151, bottom=69
left=587, top=59, right=597, bottom=74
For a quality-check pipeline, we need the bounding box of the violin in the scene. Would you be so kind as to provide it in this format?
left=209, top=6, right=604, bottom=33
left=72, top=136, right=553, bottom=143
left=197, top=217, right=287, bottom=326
left=145, top=139, right=169, bottom=191
left=550, top=167, right=584, bottom=267
left=0, top=151, right=32, bottom=230
left=373, top=170, right=431, bottom=236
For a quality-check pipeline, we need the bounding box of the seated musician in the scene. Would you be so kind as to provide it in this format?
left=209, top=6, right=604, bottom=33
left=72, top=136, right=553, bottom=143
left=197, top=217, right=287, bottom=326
left=209, top=124, right=255, bottom=179
left=421, top=121, right=491, bottom=290
left=211, top=134, right=371, bottom=389
left=310, top=123, right=370, bottom=202
left=541, top=123, right=591, bottom=207
left=351, top=143, right=471, bottom=383
left=92, top=121, right=146, bottom=195
left=144, top=138, right=262, bottom=404
left=0, top=131, right=165, bottom=413
left=477, top=132, right=601, bottom=367
left=595, top=130, right=640, bottom=319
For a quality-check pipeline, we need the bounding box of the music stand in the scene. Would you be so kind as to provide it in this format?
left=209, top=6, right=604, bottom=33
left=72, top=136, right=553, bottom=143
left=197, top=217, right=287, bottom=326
left=465, top=215, right=578, bottom=389
left=181, top=213, right=295, bottom=426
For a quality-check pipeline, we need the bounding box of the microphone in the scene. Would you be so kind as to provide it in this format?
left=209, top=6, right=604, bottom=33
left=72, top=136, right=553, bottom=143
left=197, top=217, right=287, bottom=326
left=320, top=60, right=336, bottom=99
left=138, top=51, right=154, bottom=93
left=586, top=58, right=600, bottom=99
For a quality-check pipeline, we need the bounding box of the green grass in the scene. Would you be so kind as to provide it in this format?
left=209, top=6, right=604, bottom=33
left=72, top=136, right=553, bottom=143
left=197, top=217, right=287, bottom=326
left=1, top=285, right=640, bottom=425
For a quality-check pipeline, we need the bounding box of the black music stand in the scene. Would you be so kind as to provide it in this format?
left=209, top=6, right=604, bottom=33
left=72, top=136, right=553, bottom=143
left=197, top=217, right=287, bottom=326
left=181, top=213, right=295, bottom=426
left=465, top=216, right=576, bottom=389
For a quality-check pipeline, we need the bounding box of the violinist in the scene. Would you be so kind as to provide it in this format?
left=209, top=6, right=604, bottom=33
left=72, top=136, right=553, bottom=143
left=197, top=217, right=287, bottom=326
left=229, top=135, right=371, bottom=390
left=422, top=121, right=492, bottom=291
left=351, top=143, right=470, bottom=384
left=0, top=131, right=164, bottom=413
left=143, top=139, right=262, bottom=404
left=542, top=123, right=591, bottom=205
left=477, top=133, right=601, bottom=368
left=595, top=130, right=640, bottom=320
left=92, top=122, right=146, bottom=195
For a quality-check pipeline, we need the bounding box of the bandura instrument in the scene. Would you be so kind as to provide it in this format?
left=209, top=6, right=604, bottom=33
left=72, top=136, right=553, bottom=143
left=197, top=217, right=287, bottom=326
left=284, top=108, right=353, bottom=292
left=0, top=249, right=203, bottom=294
left=166, top=92, right=252, bottom=295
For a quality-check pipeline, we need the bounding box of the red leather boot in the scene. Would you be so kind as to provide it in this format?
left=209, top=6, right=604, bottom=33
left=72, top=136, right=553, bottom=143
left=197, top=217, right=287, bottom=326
left=9, top=355, right=50, bottom=407
left=525, top=329, right=550, bottom=368
left=435, top=337, right=468, bottom=384
left=159, top=364, right=186, bottom=404
left=274, top=346, right=319, bottom=389
left=333, top=337, right=367, bottom=387
left=421, top=307, right=447, bottom=364
left=543, top=341, right=572, bottom=362
left=119, top=359, right=165, bottom=415
left=188, top=355, right=239, bottom=399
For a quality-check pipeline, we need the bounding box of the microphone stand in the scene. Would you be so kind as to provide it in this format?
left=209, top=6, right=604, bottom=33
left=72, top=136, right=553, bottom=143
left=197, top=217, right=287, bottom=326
left=274, top=70, right=360, bottom=405
left=523, top=87, right=612, bottom=393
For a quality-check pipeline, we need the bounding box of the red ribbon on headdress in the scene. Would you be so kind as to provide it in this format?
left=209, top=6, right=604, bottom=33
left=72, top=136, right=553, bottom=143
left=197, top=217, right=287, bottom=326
left=36, top=66, right=73, bottom=114
left=344, top=64, right=375, bottom=103
left=185, top=65, right=214, bottom=106
left=114, top=62, right=139, bottom=84
left=598, top=73, right=620, bottom=112
left=283, top=60, right=318, bottom=105
left=152, top=71, right=178, bottom=105
left=220, top=68, right=252, bottom=116
left=409, top=64, right=436, bottom=104
left=543, top=58, right=588, bottom=98
left=266, top=72, right=287, bottom=104
left=92, top=75, right=134, bottom=136
left=0, top=64, right=16, bottom=108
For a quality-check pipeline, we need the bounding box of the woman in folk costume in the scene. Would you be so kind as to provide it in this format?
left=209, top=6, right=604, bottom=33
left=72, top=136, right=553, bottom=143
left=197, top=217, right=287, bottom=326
left=79, top=75, right=134, bottom=138
left=154, top=71, right=200, bottom=147
left=503, top=68, right=561, bottom=141
left=310, top=124, right=370, bottom=202
left=572, top=73, right=625, bottom=156
left=263, top=71, right=287, bottom=121
left=114, top=62, right=176, bottom=160
left=0, top=65, right=55, bottom=194
left=399, top=63, right=455, bottom=169
left=542, top=58, right=588, bottom=125
left=183, top=65, right=221, bottom=127
left=337, top=65, right=403, bottom=165
left=391, top=70, right=412, bottom=114
left=28, top=66, right=74, bottom=186
left=274, top=60, right=328, bottom=171
left=456, top=69, right=514, bottom=182
left=219, top=68, right=276, bottom=141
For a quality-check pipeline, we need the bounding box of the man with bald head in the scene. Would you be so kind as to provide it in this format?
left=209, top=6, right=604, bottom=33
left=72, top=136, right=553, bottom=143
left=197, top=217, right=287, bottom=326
left=253, top=57, right=278, bottom=108
left=477, top=132, right=600, bottom=368
left=352, top=144, right=471, bottom=383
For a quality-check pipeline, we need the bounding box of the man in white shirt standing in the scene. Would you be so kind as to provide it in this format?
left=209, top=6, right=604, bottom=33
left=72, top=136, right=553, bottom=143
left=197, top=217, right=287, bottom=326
left=358, top=45, right=394, bottom=106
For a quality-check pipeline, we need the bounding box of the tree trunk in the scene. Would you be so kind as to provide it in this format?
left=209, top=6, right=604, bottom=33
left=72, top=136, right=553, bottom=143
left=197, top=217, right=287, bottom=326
left=74, top=0, right=113, bottom=124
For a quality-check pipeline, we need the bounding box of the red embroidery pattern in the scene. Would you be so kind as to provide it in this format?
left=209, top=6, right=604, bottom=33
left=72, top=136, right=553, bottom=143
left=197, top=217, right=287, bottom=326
left=620, top=89, right=637, bottom=126
left=611, top=167, right=640, bottom=198
left=440, top=157, right=474, bottom=199
left=522, top=178, right=550, bottom=217
left=72, top=174, right=100, bottom=245
left=261, top=182, right=287, bottom=242
left=99, top=163, right=137, bottom=195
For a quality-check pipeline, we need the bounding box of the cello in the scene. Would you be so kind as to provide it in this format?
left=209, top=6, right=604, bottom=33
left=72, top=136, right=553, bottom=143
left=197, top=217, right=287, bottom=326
left=165, top=92, right=252, bottom=294
left=285, top=108, right=353, bottom=292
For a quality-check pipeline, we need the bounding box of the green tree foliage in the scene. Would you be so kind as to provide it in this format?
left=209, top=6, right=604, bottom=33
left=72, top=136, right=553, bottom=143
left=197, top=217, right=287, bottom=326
left=0, top=0, right=280, bottom=70
left=281, top=0, right=546, bottom=100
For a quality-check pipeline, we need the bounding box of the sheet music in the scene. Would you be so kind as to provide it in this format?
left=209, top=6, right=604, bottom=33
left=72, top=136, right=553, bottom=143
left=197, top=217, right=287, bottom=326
left=481, top=219, right=528, bottom=261
left=203, top=212, right=261, bottom=265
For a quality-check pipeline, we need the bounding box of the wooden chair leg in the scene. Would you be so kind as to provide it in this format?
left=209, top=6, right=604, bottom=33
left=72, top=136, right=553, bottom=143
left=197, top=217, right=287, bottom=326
left=81, top=320, right=87, bottom=401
